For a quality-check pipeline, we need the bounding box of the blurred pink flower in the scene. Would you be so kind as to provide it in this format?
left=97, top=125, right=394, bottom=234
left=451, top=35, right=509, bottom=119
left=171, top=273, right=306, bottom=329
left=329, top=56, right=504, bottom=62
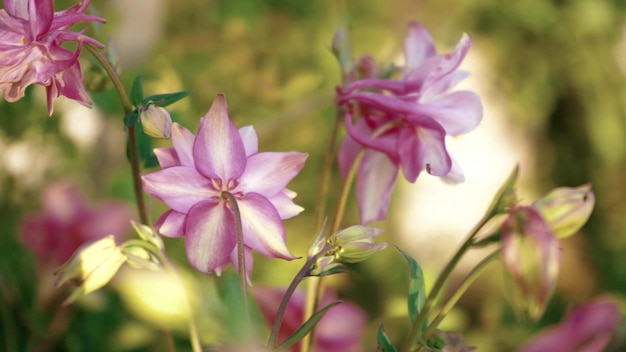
left=518, top=296, right=622, bottom=352
left=0, top=0, right=105, bottom=115
left=337, top=22, right=482, bottom=224
left=143, top=94, right=307, bottom=275
left=253, top=286, right=366, bottom=352
left=501, top=206, right=561, bottom=321
left=20, top=182, right=133, bottom=267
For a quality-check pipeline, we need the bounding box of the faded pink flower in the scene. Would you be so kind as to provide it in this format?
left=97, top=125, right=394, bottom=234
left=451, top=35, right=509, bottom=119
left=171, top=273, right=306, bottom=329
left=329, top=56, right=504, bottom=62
left=0, top=0, right=105, bottom=115
left=253, top=286, right=366, bottom=352
left=501, top=206, right=561, bottom=321
left=518, top=296, right=622, bottom=352
left=337, top=22, right=482, bottom=224
left=20, top=182, right=133, bottom=267
left=142, top=94, right=307, bottom=275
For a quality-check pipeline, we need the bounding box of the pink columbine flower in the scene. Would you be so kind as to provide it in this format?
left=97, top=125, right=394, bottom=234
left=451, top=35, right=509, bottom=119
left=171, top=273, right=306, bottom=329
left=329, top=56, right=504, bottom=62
left=142, top=94, right=307, bottom=275
left=253, top=286, right=367, bottom=352
left=19, top=182, right=133, bottom=267
left=336, top=22, right=483, bottom=224
left=0, top=0, right=105, bottom=115
left=518, top=296, right=622, bottom=352
left=501, top=206, right=561, bottom=321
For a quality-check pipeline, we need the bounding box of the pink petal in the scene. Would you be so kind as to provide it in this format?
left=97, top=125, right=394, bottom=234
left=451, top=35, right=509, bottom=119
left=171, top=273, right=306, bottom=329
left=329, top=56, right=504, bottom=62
left=154, top=210, right=186, bottom=238
left=337, top=125, right=362, bottom=179
left=440, top=156, right=465, bottom=184
left=142, top=166, right=216, bottom=213
left=237, top=193, right=295, bottom=260
left=4, top=0, right=29, bottom=19
left=237, top=152, right=308, bottom=197
left=239, top=126, right=258, bottom=156
left=29, top=0, right=53, bottom=38
left=193, top=94, right=246, bottom=181
left=421, top=70, right=470, bottom=101
left=344, top=112, right=398, bottom=159
left=356, top=150, right=398, bottom=224
left=404, top=21, right=435, bottom=71
left=185, top=201, right=237, bottom=273
left=268, top=189, right=304, bottom=219
left=423, top=33, right=472, bottom=87
left=171, top=123, right=196, bottom=167
left=154, top=148, right=180, bottom=168
left=398, top=124, right=451, bottom=180
left=410, top=90, right=483, bottom=135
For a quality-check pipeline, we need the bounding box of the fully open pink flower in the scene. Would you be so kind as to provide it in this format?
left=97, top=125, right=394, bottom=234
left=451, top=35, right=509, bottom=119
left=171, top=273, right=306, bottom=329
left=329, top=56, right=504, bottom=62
left=143, top=94, right=307, bottom=275
left=253, top=286, right=366, bottom=352
left=19, top=182, right=133, bottom=267
left=518, top=296, right=622, bottom=352
left=337, top=22, right=482, bottom=223
left=0, top=0, right=105, bottom=114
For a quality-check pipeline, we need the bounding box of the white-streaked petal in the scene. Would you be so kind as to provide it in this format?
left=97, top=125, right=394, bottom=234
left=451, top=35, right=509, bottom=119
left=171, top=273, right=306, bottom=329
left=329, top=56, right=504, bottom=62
left=356, top=151, right=398, bottom=224
left=185, top=201, right=236, bottom=273
left=404, top=21, right=435, bottom=71
left=237, top=193, right=295, bottom=260
left=268, top=189, right=304, bottom=219
left=154, top=210, right=186, bottom=238
left=193, top=94, right=246, bottom=181
left=171, top=123, right=196, bottom=167
left=154, top=148, right=180, bottom=168
left=239, top=126, right=258, bottom=156
left=142, top=166, right=215, bottom=213
left=237, top=152, right=307, bottom=197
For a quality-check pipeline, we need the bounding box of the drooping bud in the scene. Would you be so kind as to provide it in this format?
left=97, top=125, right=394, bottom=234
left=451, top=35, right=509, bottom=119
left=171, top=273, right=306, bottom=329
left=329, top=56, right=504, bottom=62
left=54, top=235, right=127, bottom=305
left=328, top=225, right=387, bottom=263
left=139, top=105, right=172, bottom=139
left=532, top=184, right=595, bottom=239
left=500, top=206, right=560, bottom=321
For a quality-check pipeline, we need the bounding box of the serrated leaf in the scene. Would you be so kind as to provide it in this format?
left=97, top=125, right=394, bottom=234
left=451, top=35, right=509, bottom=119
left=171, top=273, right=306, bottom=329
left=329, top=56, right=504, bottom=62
left=397, top=247, right=427, bottom=331
left=123, top=111, right=139, bottom=130
left=377, top=323, right=398, bottom=352
left=130, top=75, right=144, bottom=107
left=143, top=91, right=191, bottom=108
left=274, top=301, right=341, bottom=351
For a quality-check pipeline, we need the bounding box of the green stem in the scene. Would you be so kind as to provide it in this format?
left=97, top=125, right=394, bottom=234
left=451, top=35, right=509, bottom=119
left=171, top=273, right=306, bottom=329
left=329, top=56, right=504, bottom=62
left=303, top=120, right=399, bottom=352
left=268, top=245, right=336, bottom=349
left=402, top=210, right=495, bottom=351
left=424, top=250, right=500, bottom=337
left=84, top=43, right=148, bottom=225
left=222, top=191, right=249, bottom=320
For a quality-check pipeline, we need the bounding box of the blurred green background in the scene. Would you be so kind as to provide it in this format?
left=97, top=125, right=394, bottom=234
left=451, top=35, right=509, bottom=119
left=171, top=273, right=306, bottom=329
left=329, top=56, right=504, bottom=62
left=1, top=0, right=626, bottom=351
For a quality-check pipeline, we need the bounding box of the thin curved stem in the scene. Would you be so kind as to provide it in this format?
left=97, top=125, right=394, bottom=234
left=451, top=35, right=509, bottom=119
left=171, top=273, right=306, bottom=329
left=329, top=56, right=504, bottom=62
left=268, top=245, right=336, bottom=348
left=84, top=43, right=148, bottom=225
left=402, top=209, right=495, bottom=351
left=222, top=191, right=249, bottom=320
left=424, top=249, right=500, bottom=337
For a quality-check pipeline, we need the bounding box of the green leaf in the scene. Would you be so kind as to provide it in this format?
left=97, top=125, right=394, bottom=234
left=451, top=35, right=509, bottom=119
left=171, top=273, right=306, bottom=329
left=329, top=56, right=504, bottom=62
left=123, top=111, right=139, bottom=131
left=376, top=324, right=398, bottom=352
left=275, top=301, right=342, bottom=351
left=398, top=247, right=427, bottom=331
left=130, top=75, right=144, bottom=107
left=143, top=91, right=192, bottom=107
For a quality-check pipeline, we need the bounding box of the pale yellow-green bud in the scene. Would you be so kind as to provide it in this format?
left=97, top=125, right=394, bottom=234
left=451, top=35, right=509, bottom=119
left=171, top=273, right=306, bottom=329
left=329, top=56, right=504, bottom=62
left=328, top=225, right=387, bottom=263
left=533, top=184, right=595, bottom=239
left=131, top=220, right=164, bottom=250
left=139, top=105, right=172, bottom=139
left=54, top=235, right=127, bottom=305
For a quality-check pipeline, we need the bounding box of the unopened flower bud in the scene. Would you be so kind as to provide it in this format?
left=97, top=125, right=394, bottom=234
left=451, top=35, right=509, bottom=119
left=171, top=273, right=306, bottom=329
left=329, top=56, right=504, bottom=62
left=54, top=235, right=127, bottom=305
left=328, top=225, right=387, bottom=263
left=140, top=105, right=172, bottom=139
left=131, top=220, right=164, bottom=250
left=501, top=206, right=560, bottom=321
left=532, top=184, right=595, bottom=239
